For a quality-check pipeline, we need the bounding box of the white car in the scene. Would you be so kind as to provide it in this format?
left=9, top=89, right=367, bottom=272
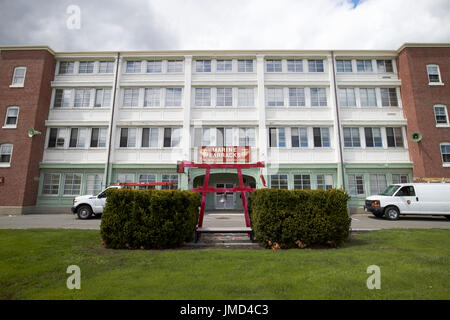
left=365, top=183, right=450, bottom=220
left=71, top=186, right=122, bottom=219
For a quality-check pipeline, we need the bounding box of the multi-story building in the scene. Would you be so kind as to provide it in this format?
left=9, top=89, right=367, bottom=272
left=0, top=44, right=448, bottom=215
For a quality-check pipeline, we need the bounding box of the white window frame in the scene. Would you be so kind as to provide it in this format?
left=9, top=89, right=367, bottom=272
left=359, top=88, right=378, bottom=107
left=98, top=61, right=115, bottom=74
left=167, top=60, right=184, bottom=73
left=313, top=127, right=330, bottom=148
left=288, top=88, right=306, bottom=107
left=58, top=61, right=75, bottom=75
left=426, top=64, right=443, bottom=85
left=434, top=104, right=449, bottom=126
left=216, top=60, right=232, bottom=72
left=266, top=60, right=282, bottom=73
left=237, top=60, right=253, bottom=72
left=146, top=60, right=162, bottom=73
left=165, top=88, right=182, bottom=107
left=216, top=88, right=233, bottom=107
left=440, top=143, right=450, bottom=167
left=94, top=88, right=111, bottom=108
left=119, top=128, right=137, bottom=148
left=267, top=88, right=284, bottom=107
left=310, top=88, right=327, bottom=107
left=47, top=128, right=67, bottom=149
left=386, top=127, right=404, bottom=148
left=348, top=174, right=365, bottom=196
left=123, top=88, right=140, bottom=107
left=237, top=88, right=254, bottom=107
left=338, top=88, right=356, bottom=107
left=269, top=127, right=286, bottom=148
left=239, top=127, right=256, bottom=147
left=78, top=61, right=94, bottom=74
left=287, top=59, right=303, bottom=73
left=380, top=88, right=399, bottom=107
left=369, top=173, right=387, bottom=195
left=364, top=127, right=383, bottom=148
left=10, top=67, right=27, bottom=87
left=356, top=60, right=373, bottom=73
left=3, top=106, right=19, bottom=128
left=163, top=128, right=181, bottom=148
left=336, top=60, right=352, bottom=73
left=68, top=128, right=88, bottom=148
left=42, top=173, right=61, bottom=196
left=195, top=60, right=211, bottom=73
left=63, top=173, right=83, bottom=196
left=0, top=143, right=13, bottom=167
left=90, top=128, right=108, bottom=148
left=392, top=174, right=409, bottom=184
left=270, top=174, right=288, bottom=189
left=144, top=88, right=161, bottom=107
left=162, top=174, right=179, bottom=190
left=343, top=127, right=361, bottom=148
left=125, top=61, right=142, bottom=73
left=316, top=174, right=334, bottom=190
left=194, top=88, right=211, bottom=107
left=291, top=127, right=308, bottom=148
left=116, top=173, right=135, bottom=183
left=308, top=60, right=324, bottom=73
left=74, top=89, right=91, bottom=108
left=141, top=127, right=160, bottom=148
left=293, top=174, right=311, bottom=189
left=85, top=173, right=104, bottom=195
left=53, top=89, right=73, bottom=108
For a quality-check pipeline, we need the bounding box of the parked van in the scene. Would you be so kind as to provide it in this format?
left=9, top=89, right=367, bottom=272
left=364, top=183, right=450, bottom=220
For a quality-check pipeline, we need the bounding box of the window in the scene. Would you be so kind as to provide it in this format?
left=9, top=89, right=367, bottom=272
left=310, top=88, right=327, bottom=107
left=90, top=128, right=107, bottom=148
left=348, top=174, right=365, bottom=196
left=165, top=88, right=182, bottom=106
left=288, top=88, right=305, bottom=107
left=54, top=89, right=72, bottom=108
left=162, top=174, right=178, bottom=190
left=386, top=127, right=404, bottom=148
left=216, top=60, right=232, bottom=72
left=238, top=60, right=253, bottom=72
left=287, top=60, right=303, bottom=72
left=266, top=60, right=282, bottom=72
left=11, top=67, right=26, bottom=86
left=217, top=127, right=234, bottom=146
left=267, top=88, right=284, bottom=106
left=147, top=60, right=162, bottom=73
left=359, top=88, right=377, bottom=107
left=47, top=128, right=66, bottom=148
left=78, top=61, right=94, bottom=74
left=239, top=127, right=255, bottom=147
left=364, top=127, right=382, bottom=147
left=270, top=174, right=288, bottom=189
left=195, top=60, right=211, bottom=72
left=59, top=61, right=74, bottom=74
left=434, top=105, right=448, bottom=125
left=69, top=128, right=87, bottom=148
left=85, top=174, right=104, bottom=195
left=343, top=127, right=361, bottom=148
left=317, top=174, right=333, bottom=190
left=195, top=88, right=211, bottom=106
left=123, top=88, right=140, bottom=107
left=377, top=60, right=393, bottom=73
left=117, top=173, right=134, bottom=183
left=356, top=60, right=373, bottom=72
left=370, top=174, right=387, bottom=195
left=269, top=127, right=286, bottom=147
left=119, top=128, right=137, bottom=148
left=238, top=88, right=254, bottom=106
left=42, top=173, right=60, bottom=195
left=395, top=186, right=415, bottom=197
left=63, top=173, right=82, bottom=195
left=293, top=174, right=311, bottom=189
left=4, top=107, right=19, bottom=127
left=74, top=89, right=91, bottom=108
left=339, top=88, right=356, bottom=107
left=441, top=144, right=450, bottom=165
left=144, top=88, right=160, bottom=107
left=126, top=61, right=142, bottom=73
left=392, top=174, right=409, bottom=184
left=141, top=128, right=159, bottom=148
left=99, top=61, right=115, bottom=73
left=313, top=127, right=330, bottom=147
left=0, top=144, right=13, bottom=165
left=336, top=60, right=352, bottom=73
left=167, top=60, right=183, bottom=73
left=308, top=60, right=324, bottom=72
left=201, top=128, right=212, bottom=146
left=216, top=88, right=233, bottom=106
left=291, top=127, right=308, bottom=148
left=163, top=128, right=180, bottom=147
left=94, top=89, right=111, bottom=107
left=380, top=88, right=398, bottom=107
left=426, top=64, right=442, bottom=83
left=139, top=174, right=156, bottom=189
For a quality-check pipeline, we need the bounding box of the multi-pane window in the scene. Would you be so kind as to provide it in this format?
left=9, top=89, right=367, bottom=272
left=270, top=174, right=288, bottom=189
left=364, top=127, right=382, bottom=147
left=348, top=174, right=365, bottom=196
left=310, top=88, right=327, bottom=106
left=69, top=128, right=87, bottom=148
left=266, top=60, right=282, bottom=72
left=141, top=128, right=159, bottom=148
left=269, top=127, right=286, bottom=147
left=380, top=88, right=398, bottom=107
left=359, top=88, right=377, bottom=107
left=239, top=127, right=256, bottom=147
left=370, top=174, right=387, bottom=195
left=163, top=128, right=180, bottom=147
left=238, top=60, right=253, bottom=72
left=59, top=61, right=74, bottom=74
left=216, top=88, right=233, bottom=106
left=338, top=88, right=356, bottom=107
left=162, top=174, right=179, bottom=190
left=54, top=89, right=72, bottom=108
left=440, top=144, right=450, bottom=164
left=90, top=128, right=107, bottom=148
left=356, top=60, right=373, bottom=72
left=426, top=64, right=441, bottom=83
left=238, top=88, right=254, bottom=106
left=11, top=67, right=26, bottom=86
left=308, top=60, right=324, bottom=72
left=167, top=60, right=183, bottom=73
left=195, top=60, right=211, bottom=72
left=165, top=88, right=182, bottom=106
left=126, top=61, right=142, bottom=73
left=288, top=88, right=306, bottom=107
left=85, top=174, right=104, bottom=195
left=0, top=144, right=13, bottom=164
left=317, top=174, right=333, bottom=190
left=147, top=60, right=162, bottom=73
left=74, top=89, right=91, bottom=108
left=47, top=128, right=66, bottom=148
left=434, top=105, right=448, bottom=125
left=291, top=127, right=308, bottom=148
left=42, top=173, right=60, bottom=195
left=117, top=173, right=134, bottom=183
left=217, top=127, right=233, bottom=146
left=343, top=127, right=361, bottom=148
left=4, top=107, right=19, bottom=127
left=78, top=61, right=94, bottom=74
left=313, top=127, right=330, bottom=147
left=94, top=89, right=111, bottom=107
left=216, top=60, right=232, bottom=72
left=123, top=88, right=140, bottom=107
left=119, top=128, right=137, bottom=148
left=392, top=174, right=409, bottom=184
left=386, top=127, right=404, bottom=148
left=377, top=60, right=393, bottom=73
left=195, top=88, right=211, bottom=106
left=293, top=174, right=311, bottom=189
left=139, top=174, right=156, bottom=189
left=287, top=59, right=303, bottom=72
left=267, top=88, right=284, bottom=106
left=200, top=128, right=212, bottom=146
left=99, top=61, right=115, bottom=73
left=63, top=173, right=82, bottom=195
left=336, top=60, right=352, bottom=73
left=144, top=88, right=160, bottom=107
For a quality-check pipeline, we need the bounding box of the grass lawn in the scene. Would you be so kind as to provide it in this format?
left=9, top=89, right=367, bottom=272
left=0, top=228, right=448, bottom=299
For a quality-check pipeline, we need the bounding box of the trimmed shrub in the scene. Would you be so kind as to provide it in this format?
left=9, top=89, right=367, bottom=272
left=100, top=189, right=201, bottom=249
left=248, top=188, right=351, bottom=249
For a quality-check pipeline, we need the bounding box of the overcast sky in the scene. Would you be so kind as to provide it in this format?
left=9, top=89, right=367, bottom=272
left=0, top=0, right=449, bottom=52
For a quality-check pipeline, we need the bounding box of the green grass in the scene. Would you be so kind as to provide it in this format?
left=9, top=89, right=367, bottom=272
left=0, top=228, right=449, bottom=299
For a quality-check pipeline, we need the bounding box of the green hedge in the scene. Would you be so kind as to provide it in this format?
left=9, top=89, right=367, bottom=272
left=248, top=188, right=351, bottom=249
left=100, top=189, right=201, bottom=249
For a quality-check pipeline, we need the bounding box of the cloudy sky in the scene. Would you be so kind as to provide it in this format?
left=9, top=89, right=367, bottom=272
left=0, top=0, right=449, bottom=52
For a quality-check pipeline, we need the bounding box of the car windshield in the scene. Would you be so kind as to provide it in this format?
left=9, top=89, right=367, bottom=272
left=379, top=185, right=400, bottom=196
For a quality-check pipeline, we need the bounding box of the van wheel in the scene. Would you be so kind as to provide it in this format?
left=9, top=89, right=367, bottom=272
left=77, top=205, right=92, bottom=220
left=385, top=207, right=399, bottom=220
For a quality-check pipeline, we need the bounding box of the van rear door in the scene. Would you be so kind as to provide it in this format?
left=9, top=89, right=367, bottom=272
left=394, top=186, right=422, bottom=214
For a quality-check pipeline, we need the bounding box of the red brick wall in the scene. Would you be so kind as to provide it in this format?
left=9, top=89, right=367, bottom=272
left=0, top=49, right=55, bottom=208
left=398, top=46, right=450, bottom=178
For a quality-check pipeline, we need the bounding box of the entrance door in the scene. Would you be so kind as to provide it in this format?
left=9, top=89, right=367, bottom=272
left=215, top=183, right=235, bottom=209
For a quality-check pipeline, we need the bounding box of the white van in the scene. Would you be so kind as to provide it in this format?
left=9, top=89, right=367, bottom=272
left=365, top=183, right=450, bottom=220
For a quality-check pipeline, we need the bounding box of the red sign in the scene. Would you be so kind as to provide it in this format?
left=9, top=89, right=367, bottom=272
left=198, top=146, right=250, bottom=163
